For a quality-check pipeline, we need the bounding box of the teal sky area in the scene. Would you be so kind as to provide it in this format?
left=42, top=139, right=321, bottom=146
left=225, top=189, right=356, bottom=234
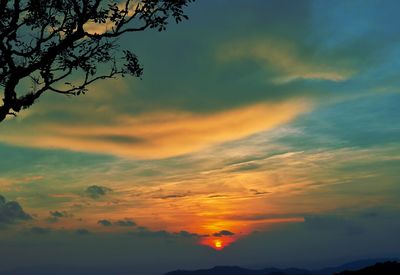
left=0, top=1, right=400, bottom=274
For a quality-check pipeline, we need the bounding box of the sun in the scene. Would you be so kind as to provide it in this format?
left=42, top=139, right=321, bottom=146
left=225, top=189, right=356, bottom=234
left=199, top=232, right=238, bottom=250
left=214, top=240, right=223, bottom=249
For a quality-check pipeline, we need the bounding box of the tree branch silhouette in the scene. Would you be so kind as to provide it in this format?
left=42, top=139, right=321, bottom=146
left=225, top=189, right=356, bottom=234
left=0, top=0, right=194, bottom=122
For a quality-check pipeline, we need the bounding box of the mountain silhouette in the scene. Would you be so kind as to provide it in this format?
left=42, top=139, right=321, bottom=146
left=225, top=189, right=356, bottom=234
left=165, top=266, right=313, bottom=275
left=334, top=261, right=400, bottom=275
left=316, top=258, right=399, bottom=274
left=164, top=260, right=400, bottom=275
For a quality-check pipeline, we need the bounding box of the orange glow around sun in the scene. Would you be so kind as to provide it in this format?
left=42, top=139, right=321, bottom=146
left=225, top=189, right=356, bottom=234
left=200, top=236, right=237, bottom=250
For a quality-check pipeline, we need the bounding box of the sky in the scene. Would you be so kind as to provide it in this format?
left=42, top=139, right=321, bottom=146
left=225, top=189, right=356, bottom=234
left=1, top=0, right=400, bottom=274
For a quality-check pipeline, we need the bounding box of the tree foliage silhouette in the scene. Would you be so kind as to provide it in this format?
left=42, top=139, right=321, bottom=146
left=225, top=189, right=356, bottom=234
left=0, top=0, right=194, bottom=122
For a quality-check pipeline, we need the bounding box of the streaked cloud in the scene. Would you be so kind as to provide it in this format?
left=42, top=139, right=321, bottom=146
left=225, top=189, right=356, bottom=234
left=217, top=38, right=354, bottom=83
left=0, top=99, right=311, bottom=159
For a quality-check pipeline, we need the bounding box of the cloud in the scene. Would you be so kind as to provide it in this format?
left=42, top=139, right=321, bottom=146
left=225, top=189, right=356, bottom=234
left=213, top=230, right=235, bottom=237
left=177, top=230, right=206, bottom=238
left=85, top=185, right=112, bottom=199
left=131, top=226, right=202, bottom=240
left=0, top=195, right=31, bottom=225
left=50, top=211, right=68, bottom=218
left=115, top=219, right=136, bottom=227
left=249, top=189, right=270, bottom=196
left=98, top=219, right=113, bottom=227
left=157, top=193, right=190, bottom=200
left=217, top=38, right=354, bottom=83
left=0, top=100, right=311, bottom=159
left=223, top=213, right=305, bottom=223
left=97, top=219, right=136, bottom=227
left=47, top=210, right=71, bottom=223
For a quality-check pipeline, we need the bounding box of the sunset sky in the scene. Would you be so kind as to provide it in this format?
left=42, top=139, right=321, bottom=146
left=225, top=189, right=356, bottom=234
left=1, top=1, right=400, bottom=274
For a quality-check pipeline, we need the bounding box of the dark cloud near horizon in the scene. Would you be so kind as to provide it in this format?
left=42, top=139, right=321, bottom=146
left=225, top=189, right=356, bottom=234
left=50, top=211, right=68, bottom=218
left=47, top=210, right=70, bottom=223
left=130, top=226, right=203, bottom=240
left=115, top=219, right=136, bottom=227
left=178, top=230, right=208, bottom=238
left=98, top=219, right=112, bottom=227
left=0, top=195, right=31, bottom=226
left=98, top=219, right=136, bottom=227
left=212, top=230, right=235, bottom=237
left=84, top=185, right=112, bottom=199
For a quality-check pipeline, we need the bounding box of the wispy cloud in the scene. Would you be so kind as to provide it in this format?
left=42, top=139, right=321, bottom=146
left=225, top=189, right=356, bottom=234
left=0, top=99, right=311, bottom=159
left=217, top=38, right=354, bottom=83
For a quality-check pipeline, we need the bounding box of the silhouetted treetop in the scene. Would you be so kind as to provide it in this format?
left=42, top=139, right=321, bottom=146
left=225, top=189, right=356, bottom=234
left=0, top=0, right=194, bottom=122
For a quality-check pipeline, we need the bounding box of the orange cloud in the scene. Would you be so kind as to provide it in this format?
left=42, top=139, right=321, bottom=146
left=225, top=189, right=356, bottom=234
left=0, top=100, right=311, bottom=159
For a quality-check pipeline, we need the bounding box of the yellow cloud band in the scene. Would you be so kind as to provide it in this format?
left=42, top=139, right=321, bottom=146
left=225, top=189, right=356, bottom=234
left=0, top=99, right=311, bottom=159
